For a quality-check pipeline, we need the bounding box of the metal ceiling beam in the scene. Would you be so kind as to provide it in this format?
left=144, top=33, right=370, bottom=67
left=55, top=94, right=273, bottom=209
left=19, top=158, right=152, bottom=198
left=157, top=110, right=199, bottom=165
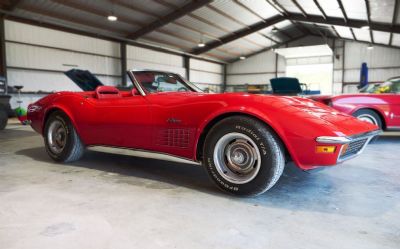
left=51, top=0, right=234, bottom=58
left=313, top=0, right=327, bottom=20
left=2, top=10, right=225, bottom=65
left=266, top=0, right=308, bottom=40
left=233, top=0, right=280, bottom=43
left=272, top=26, right=293, bottom=39
left=113, top=0, right=225, bottom=46
left=153, top=0, right=265, bottom=48
left=127, top=0, right=212, bottom=39
left=206, top=3, right=276, bottom=44
left=286, top=13, right=400, bottom=34
left=350, top=28, right=357, bottom=41
left=229, top=33, right=308, bottom=63
left=191, top=15, right=285, bottom=54
left=309, top=33, right=400, bottom=50
left=291, top=0, right=308, bottom=17
left=336, top=0, right=349, bottom=23
left=2, top=0, right=22, bottom=11
left=331, top=25, right=341, bottom=38
left=364, top=0, right=374, bottom=43
left=389, top=0, right=399, bottom=45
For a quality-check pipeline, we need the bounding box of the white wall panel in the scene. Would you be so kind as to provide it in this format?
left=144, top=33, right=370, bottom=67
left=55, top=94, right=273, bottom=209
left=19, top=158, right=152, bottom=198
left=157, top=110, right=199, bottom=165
left=333, top=47, right=343, bottom=69
left=333, top=70, right=343, bottom=83
left=127, top=59, right=186, bottom=76
left=6, top=43, right=120, bottom=76
left=345, top=68, right=400, bottom=83
left=227, top=73, right=275, bottom=85
left=189, top=59, right=223, bottom=86
left=127, top=45, right=183, bottom=67
left=190, top=58, right=223, bottom=74
left=7, top=68, right=121, bottom=92
left=344, top=41, right=400, bottom=68
left=126, top=45, right=185, bottom=76
left=227, top=50, right=276, bottom=74
left=286, top=55, right=332, bottom=66
left=190, top=70, right=223, bottom=85
left=5, top=20, right=120, bottom=57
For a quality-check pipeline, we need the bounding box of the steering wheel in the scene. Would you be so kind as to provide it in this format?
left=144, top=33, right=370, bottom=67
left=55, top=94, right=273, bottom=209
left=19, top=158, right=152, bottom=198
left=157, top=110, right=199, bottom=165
left=177, top=87, right=188, bottom=92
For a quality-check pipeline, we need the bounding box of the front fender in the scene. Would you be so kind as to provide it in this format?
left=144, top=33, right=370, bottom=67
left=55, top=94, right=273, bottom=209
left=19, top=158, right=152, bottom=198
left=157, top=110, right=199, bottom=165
left=193, top=106, right=292, bottom=162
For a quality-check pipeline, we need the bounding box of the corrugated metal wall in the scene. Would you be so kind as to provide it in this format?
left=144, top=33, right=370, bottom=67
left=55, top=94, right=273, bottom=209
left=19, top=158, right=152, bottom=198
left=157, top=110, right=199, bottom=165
left=5, top=20, right=121, bottom=92
left=4, top=20, right=225, bottom=95
left=227, top=36, right=400, bottom=94
left=226, top=50, right=284, bottom=92
left=189, top=58, right=224, bottom=92
left=126, top=45, right=186, bottom=76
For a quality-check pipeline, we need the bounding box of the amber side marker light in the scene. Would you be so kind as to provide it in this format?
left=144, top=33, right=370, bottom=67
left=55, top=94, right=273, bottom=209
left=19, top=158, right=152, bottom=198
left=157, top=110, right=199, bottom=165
left=340, top=144, right=349, bottom=156
left=316, top=145, right=336, bottom=153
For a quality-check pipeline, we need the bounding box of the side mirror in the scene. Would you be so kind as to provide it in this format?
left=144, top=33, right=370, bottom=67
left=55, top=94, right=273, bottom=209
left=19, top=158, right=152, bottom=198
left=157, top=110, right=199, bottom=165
left=95, top=86, right=121, bottom=99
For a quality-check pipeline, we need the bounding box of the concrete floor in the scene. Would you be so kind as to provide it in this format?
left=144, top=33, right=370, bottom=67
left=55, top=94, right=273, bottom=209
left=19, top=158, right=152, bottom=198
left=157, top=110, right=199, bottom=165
left=1, top=120, right=399, bottom=249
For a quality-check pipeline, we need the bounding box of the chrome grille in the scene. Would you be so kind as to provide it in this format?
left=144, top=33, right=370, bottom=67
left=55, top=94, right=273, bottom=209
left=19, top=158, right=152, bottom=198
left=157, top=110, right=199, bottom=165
left=340, top=138, right=368, bottom=159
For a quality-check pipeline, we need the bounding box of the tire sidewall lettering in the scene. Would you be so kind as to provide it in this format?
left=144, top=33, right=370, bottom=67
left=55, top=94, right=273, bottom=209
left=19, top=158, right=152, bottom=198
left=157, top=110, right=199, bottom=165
left=207, top=157, right=239, bottom=191
left=235, top=125, right=267, bottom=156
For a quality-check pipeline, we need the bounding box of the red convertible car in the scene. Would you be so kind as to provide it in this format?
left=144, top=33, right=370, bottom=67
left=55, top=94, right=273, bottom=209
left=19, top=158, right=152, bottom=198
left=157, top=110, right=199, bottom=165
left=311, top=77, right=400, bottom=131
left=28, top=70, right=380, bottom=196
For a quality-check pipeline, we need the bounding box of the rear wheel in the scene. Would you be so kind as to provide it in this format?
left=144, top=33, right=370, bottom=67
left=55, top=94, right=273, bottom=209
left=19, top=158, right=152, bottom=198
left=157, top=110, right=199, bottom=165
left=203, top=116, right=285, bottom=196
left=44, top=111, right=84, bottom=162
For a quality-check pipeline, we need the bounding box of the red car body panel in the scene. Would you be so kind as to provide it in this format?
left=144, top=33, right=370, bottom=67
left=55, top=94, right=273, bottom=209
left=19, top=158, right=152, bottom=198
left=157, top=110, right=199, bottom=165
left=311, top=94, right=400, bottom=130
left=28, top=90, right=378, bottom=170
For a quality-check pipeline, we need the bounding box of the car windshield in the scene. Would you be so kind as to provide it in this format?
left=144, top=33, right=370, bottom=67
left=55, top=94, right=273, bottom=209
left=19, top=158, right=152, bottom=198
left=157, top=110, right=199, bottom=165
left=361, top=78, right=400, bottom=93
left=132, top=71, right=201, bottom=94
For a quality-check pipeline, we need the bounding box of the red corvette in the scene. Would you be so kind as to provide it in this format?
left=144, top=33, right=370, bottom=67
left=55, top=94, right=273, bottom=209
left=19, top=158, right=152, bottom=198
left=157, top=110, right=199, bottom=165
left=311, top=77, right=400, bottom=131
left=28, top=70, right=380, bottom=196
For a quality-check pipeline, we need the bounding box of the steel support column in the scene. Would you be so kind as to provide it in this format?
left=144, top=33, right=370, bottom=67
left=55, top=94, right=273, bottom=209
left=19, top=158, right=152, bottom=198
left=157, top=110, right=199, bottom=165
left=0, top=16, right=7, bottom=94
left=120, top=42, right=127, bottom=86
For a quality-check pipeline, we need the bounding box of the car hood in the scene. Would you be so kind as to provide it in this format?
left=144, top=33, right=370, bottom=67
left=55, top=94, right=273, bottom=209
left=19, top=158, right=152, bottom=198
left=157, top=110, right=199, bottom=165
left=64, top=69, right=104, bottom=91
left=281, top=96, right=378, bottom=135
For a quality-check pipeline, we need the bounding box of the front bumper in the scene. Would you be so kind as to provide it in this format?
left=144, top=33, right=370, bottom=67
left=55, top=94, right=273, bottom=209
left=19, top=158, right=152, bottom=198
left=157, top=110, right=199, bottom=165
left=316, top=129, right=382, bottom=163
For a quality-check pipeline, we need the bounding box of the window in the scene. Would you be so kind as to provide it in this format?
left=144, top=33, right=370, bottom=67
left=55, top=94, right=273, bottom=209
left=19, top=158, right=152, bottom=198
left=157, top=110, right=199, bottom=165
left=132, top=71, right=194, bottom=93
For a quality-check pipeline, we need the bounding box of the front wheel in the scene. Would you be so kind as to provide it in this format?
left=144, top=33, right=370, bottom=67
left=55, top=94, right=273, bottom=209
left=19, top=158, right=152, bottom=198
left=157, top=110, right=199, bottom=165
left=44, top=111, right=84, bottom=162
left=203, top=116, right=285, bottom=196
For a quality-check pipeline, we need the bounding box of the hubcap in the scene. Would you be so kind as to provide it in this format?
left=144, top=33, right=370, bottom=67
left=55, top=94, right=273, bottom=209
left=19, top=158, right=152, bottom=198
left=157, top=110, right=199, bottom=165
left=213, top=133, right=261, bottom=184
left=47, top=120, right=67, bottom=154
left=357, top=114, right=377, bottom=125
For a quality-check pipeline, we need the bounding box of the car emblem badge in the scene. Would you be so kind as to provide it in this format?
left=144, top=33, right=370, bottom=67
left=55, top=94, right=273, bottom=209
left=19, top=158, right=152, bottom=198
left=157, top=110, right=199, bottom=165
left=167, top=118, right=181, bottom=124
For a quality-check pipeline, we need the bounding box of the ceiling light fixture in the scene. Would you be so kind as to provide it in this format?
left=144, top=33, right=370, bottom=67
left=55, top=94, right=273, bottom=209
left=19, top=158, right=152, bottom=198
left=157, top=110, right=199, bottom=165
left=107, top=15, right=117, bottom=21
left=367, top=44, right=374, bottom=50
left=239, top=56, right=246, bottom=60
left=198, top=33, right=205, bottom=47
left=361, top=25, right=369, bottom=30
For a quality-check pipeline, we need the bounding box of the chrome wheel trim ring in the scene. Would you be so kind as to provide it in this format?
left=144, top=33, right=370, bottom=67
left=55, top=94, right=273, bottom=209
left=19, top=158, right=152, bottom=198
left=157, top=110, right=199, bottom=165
left=357, top=114, right=378, bottom=125
left=213, top=132, right=261, bottom=184
left=47, top=120, right=67, bottom=154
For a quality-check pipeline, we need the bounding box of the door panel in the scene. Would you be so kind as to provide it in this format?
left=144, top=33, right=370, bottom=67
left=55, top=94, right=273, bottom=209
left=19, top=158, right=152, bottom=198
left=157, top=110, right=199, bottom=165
left=82, top=95, right=152, bottom=149
left=145, top=92, right=210, bottom=159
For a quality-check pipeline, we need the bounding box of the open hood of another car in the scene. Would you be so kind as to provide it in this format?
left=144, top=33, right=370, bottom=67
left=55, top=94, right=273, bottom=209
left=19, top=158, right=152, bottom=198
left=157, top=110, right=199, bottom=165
left=270, top=77, right=302, bottom=95
left=64, top=69, right=104, bottom=91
